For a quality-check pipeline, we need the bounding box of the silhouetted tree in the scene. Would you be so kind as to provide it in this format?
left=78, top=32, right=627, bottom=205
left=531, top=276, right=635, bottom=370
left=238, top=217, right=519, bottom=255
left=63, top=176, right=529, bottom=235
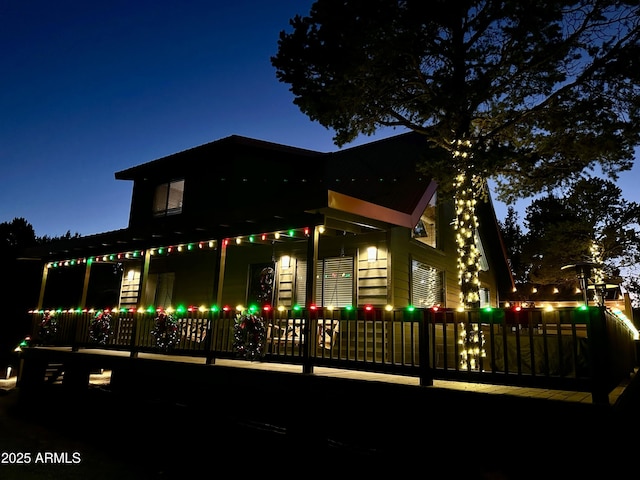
left=273, top=0, right=640, bottom=307
left=509, top=179, right=640, bottom=304
left=0, top=218, right=39, bottom=371
left=498, top=206, right=526, bottom=284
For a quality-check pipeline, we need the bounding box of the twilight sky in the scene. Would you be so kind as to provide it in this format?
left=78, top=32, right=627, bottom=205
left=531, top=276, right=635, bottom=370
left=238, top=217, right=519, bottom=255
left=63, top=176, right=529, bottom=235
left=1, top=0, right=638, bottom=238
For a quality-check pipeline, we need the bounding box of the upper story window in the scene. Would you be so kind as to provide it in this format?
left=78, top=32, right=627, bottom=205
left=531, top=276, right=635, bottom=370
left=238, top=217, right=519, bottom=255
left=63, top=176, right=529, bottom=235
left=412, top=191, right=438, bottom=248
left=153, top=179, right=184, bottom=217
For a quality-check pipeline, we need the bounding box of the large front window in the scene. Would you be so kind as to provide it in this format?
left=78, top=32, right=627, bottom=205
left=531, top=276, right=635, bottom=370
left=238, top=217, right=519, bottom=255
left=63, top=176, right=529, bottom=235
left=295, top=256, right=354, bottom=308
left=411, top=259, right=444, bottom=308
left=153, top=179, right=184, bottom=217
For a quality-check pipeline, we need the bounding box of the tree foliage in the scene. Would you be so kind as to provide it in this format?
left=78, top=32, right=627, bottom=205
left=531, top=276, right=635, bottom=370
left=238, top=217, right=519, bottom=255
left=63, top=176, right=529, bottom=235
left=272, top=0, right=640, bottom=202
left=273, top=0, right=640, bottom=307
left=500, top=179, right=640, bottom=303
left=498, top=206, right=526, bottom=284
left=0, top=218, right=82, bottom=360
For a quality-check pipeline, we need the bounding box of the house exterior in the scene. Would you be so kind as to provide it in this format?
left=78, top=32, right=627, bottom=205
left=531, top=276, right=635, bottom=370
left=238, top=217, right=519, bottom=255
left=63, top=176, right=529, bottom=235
left=17, top=133, right=639, bottom=406
left=25, top=132, right=513, bottom=314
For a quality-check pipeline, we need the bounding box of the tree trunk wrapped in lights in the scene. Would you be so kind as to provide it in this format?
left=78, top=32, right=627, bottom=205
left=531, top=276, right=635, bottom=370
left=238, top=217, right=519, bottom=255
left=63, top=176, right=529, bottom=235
left=452, top=141, right=482, bottom=309
left=452, top=141, right=486, bottom=370
left=458, top=322, right=486, bottom=371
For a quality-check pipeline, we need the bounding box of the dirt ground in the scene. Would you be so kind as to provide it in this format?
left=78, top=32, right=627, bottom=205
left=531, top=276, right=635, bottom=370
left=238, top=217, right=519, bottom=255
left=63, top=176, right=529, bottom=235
left=2, top=371, right=640, bottom=479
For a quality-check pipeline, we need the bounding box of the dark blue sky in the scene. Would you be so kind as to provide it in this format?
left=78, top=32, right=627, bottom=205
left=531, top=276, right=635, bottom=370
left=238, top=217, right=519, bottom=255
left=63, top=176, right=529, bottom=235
left=1, top=1, right=638, bottom=238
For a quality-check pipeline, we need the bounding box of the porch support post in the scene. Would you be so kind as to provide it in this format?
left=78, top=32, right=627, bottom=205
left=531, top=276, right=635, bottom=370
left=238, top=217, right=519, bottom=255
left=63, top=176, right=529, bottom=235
left=303, top=225, right=319, bottom=374
left=36, top=263, right=49, bottom=310
left=214, top=239, right=226, bottom=307
left=206, top=239, right=226, bottom=365
left=138, top=249, right=152, bottom=308
left=130, top=249, right=152, bottom=359
left=80, top=259, right=92, bottom=308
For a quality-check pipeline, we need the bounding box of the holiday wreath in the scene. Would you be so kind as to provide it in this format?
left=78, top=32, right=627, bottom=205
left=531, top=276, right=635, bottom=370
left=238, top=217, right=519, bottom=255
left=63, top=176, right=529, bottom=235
left=38, top=312, right=58, bottom=342
left=233, top=314, right=266, bottom=361
left=89, top=311, right=112, bottom=345
left=152, top=311, right=179, bottom=352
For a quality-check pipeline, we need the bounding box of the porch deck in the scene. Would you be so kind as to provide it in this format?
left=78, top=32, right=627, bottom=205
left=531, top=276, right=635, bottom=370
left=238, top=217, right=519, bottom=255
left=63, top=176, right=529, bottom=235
left=13, top=345, right=630, bottom=405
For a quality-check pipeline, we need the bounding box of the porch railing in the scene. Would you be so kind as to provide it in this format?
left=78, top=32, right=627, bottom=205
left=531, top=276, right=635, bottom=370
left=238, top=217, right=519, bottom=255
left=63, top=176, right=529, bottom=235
left=27, top=305, right=638, bottom=404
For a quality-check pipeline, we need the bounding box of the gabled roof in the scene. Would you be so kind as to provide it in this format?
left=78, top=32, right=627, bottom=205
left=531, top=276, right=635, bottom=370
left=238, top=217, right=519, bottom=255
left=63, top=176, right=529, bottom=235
left=115, top=135, right=324, bottom=181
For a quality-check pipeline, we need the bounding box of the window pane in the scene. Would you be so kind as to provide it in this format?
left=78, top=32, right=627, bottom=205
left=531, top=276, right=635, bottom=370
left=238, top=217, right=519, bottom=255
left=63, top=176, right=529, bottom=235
left=166, top=180, right=184, bottom=213
left=412, top=259, right=443, bottom=308
left=412, top=192, right=437, bottom=248
left=321, top=256, right=353, bottom=307
left=153, top=184, right=169, bottom=214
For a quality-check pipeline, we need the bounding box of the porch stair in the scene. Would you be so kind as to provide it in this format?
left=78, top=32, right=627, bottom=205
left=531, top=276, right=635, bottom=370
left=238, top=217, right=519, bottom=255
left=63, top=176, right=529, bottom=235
left=44, top=363, right=64, bottom=384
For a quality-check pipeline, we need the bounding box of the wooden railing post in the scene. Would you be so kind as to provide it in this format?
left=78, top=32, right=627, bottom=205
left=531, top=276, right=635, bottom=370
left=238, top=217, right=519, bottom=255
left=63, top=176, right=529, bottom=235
left=302, top=309, right=314, bottom=374
left=71, top=311, right=80, bottom=352
left=587, top=306, right=610, bottom=405
left=419, top=308, right=433, bottom=386
left=129, top=310, right=139, bottom=358
left=204, top=310, right=216, bottom=365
